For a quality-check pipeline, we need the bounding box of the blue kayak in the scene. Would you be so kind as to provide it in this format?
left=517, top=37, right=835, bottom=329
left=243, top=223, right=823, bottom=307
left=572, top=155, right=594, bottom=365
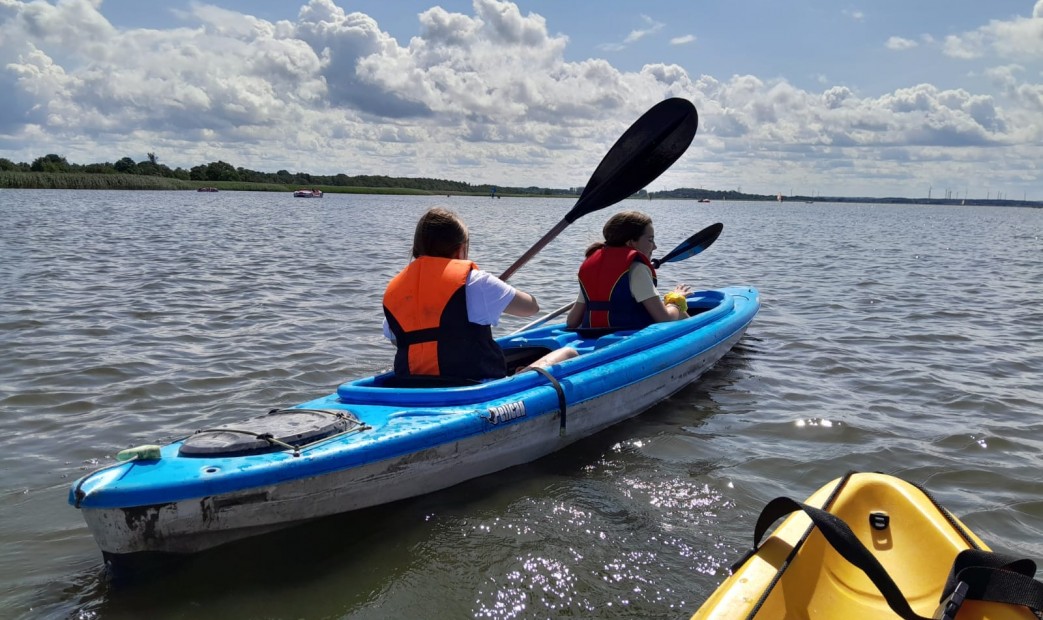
left=70, top=286, right=759, bottom=560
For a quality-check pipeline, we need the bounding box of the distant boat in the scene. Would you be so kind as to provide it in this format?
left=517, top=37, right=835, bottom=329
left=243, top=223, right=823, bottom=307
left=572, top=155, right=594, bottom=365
left=197, top=187, right=218, bottom=193
left=293, top=189, right=323, bottom=198
left=698, top=198, right=711, bottom=203
left=776, top=193, right=783, bottom=202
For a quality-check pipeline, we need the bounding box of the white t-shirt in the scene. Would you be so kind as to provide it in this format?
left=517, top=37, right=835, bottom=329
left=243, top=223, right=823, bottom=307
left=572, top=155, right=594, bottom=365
left=628, top=262, right=659, bottom=302
left=382, top=269, right=517, bottom=341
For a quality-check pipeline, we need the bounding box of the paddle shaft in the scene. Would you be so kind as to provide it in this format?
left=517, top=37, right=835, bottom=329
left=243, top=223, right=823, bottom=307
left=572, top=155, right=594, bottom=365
left=511, top=301, right=575, bottom=335
left=499, top=219, right=568, bottom=281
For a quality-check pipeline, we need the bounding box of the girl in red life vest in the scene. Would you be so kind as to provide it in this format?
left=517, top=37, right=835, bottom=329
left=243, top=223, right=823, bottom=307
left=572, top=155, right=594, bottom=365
left=566, top=211, right=692, bottom=330
left=382, top=207, right=542, bottom=381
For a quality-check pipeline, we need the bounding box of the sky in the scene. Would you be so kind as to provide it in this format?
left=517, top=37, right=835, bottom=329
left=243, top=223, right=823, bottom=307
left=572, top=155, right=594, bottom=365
left=1, top=0, right=1041, bottom=199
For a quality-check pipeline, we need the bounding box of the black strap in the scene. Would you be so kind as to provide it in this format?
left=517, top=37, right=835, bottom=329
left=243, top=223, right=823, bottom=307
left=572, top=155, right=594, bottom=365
left=746, top=496, right=1043, bottom=620
left=753, top=497, right=929, bottom=620
left=939, top=550, right=1043, bottom=617
left=395, top=326, right=441, bottom=346
left=529, top=367, right=567, bottom=433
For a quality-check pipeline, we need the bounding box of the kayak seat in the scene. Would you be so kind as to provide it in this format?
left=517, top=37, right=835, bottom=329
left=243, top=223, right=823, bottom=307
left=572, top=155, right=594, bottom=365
left=373, top=374, right=483, bottom=389
left=372, top=347, right=557, bottom=388
left=563, top=328, right=638, bottom=350
left=503, top=345, right=554, bottom=371
left=593, top=334, right=631, bottom=349
left=570, top=327, right=624, bottom=338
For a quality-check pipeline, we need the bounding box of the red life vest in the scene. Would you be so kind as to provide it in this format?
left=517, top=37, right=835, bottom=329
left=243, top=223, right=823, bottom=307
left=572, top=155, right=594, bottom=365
left=577, top=247, right=656, bottom=329
left=383, top=257, right=506, bottom=380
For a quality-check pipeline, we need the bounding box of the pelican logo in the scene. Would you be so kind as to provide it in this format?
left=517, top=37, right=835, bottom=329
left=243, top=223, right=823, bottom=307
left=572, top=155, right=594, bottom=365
left=486, top=401, right=526, bottom=424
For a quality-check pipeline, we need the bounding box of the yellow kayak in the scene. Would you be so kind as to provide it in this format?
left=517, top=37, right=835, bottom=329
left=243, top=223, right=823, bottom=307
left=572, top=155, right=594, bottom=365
left=692, top=472, right=1042, bottom=619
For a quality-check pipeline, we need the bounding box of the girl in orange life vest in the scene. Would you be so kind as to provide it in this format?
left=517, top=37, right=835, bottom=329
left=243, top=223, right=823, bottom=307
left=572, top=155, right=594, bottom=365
left=565, top=211, right=692, bottom=330
left=382, top=207, right=542, bottom=380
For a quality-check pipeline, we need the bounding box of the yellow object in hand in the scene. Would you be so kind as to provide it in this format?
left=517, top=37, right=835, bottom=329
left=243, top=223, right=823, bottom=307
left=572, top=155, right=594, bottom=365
left=663, top=291, right=688, bottom=315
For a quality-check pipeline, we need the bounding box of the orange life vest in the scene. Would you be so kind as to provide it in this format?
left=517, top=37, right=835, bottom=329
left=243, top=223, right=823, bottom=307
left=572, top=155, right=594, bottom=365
left=383, top=257, right=506, bottom=380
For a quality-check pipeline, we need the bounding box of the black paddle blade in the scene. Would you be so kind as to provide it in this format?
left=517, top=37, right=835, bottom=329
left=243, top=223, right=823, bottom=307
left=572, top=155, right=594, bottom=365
left=651, top=222, right=723, bottom=268
left=499, top=98, right=697, bottom=282
left=566, top=98, right=698, bottom=224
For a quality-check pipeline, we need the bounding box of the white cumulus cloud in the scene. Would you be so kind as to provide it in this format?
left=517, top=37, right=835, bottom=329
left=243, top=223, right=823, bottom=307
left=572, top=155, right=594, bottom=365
left=0, top=0, right=1040, bottom=198
left=885, top=36, right=918, bottom=51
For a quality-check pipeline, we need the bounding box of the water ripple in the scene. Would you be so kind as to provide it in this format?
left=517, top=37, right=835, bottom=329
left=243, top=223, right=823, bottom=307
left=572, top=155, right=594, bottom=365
left=1, top=192, right=1041, bottom=619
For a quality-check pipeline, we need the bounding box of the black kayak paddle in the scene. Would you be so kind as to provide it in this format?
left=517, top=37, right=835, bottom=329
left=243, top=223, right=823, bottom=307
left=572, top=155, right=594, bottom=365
left=651, top=222, right=723, bottom=268
left=499, top=98, right=698, bottom=281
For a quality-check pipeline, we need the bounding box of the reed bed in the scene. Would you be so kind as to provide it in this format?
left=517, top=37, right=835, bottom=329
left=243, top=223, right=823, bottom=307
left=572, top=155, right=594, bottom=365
left=0, top=172, right=513, bottom=196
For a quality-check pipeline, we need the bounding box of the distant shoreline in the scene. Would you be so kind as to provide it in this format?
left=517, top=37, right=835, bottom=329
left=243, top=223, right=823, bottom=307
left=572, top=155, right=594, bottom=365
left=1, top=171, right=1039, bottom=208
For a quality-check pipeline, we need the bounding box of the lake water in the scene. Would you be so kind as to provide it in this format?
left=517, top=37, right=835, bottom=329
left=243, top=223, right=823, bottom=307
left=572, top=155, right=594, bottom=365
left=1, top=190, right=1041, bottom=619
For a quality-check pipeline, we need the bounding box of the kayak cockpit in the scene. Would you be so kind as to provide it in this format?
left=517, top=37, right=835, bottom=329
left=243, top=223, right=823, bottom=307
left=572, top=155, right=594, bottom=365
left=337, top=290, right=736, bottom=406
left=369, top=345, right=562, bottom=389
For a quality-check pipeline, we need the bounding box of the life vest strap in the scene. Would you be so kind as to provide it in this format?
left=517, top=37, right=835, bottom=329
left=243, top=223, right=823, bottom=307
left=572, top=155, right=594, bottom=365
left=394, top=327, right=441, bottom=347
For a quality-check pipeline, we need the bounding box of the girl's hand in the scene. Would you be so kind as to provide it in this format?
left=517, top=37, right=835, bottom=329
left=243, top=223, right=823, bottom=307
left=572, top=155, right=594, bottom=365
left=671, top=284, right=692, bottom=296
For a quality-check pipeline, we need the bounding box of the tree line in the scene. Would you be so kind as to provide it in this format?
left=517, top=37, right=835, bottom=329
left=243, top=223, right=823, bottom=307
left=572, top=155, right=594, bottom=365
left=0, top=153, right=575, bottom=196
left=11, top=152, right=1032, bottom=206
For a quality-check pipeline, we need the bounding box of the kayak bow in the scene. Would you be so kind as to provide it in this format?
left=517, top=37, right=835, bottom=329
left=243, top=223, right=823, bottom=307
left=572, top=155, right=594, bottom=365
left=692, top=471, right=1042, bottom=620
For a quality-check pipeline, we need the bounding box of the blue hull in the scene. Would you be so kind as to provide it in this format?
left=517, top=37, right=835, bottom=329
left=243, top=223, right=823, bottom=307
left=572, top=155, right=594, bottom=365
left=70, top=287, right=759, bottom=557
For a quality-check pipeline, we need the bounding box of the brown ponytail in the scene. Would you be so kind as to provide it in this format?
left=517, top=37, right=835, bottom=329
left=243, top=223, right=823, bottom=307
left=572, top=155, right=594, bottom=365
left=583, top=241, right=605, bottom=257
